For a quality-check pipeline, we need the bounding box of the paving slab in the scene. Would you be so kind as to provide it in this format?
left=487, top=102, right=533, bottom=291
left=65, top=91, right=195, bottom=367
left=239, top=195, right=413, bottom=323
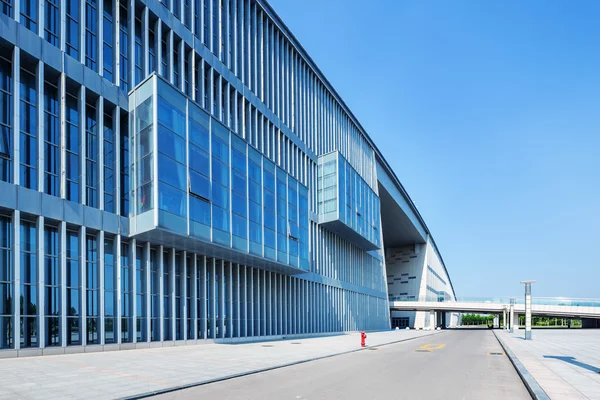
left=0, top=330, right=441, bottom=400
left=497, top=329, right=600, bottom=399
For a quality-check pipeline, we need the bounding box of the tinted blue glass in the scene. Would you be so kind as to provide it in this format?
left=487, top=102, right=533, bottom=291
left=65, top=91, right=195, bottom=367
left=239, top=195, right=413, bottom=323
left=190, top=196, right=210, bottom=225
left=189, top=145, right=209, bottom=174
left=232, top=192, right=246, bottom=217
left=104, top=264, right=114, bottom=290
left=212, top=184, right=228, bottom=208
left=211, top=158, right=228, bottom=186
left=277, top=198, right=287, bottom=217
left=232, top=214, right=246, bottom=238
left=212, top=206, right=229, bottom=232
left=158, top=98, right=185, bottom=136
left=249, top=222, right=261, bottom=243
left=249, top=181, right=260, bottom=203
left=264, top=209, right=275, bottom=230
left=264, top=190, right=274, bottom=210
left=189, top=119, right=209, bottom=150
left=232, top=169, right=245, bottom=194
left=232, top=148, right=245, bottom=172
left=189, top=170, right=210, bottom=199
left=248, top=160, right=260, bottom=182
left=249, top=201, right=261, bottom=223
left=264, top=228, right=275, bottom=249
left=158, top=183, right=187, bottom=217
left=158, top=125, right=185, bottom=163
left=263, top=170, right=274, bottom=191
left=158, top=153, right=186, bottom=189
left=211, top=137, right=228, bottom=162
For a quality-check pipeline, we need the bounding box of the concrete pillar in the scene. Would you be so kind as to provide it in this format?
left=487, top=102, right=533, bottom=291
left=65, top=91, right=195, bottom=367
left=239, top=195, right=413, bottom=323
left=429, top=310, right=435, bottom=330
left=522, top=281, right=534, bottom=340
left=509, top=299, right=515, bottom=333
left=503, top=309, right=507, bottom=330
left=513, top=313, right=520, bottom=331
left=493, top=315, right=499, bottom=329
left=158, top=246, right=164, bottom=342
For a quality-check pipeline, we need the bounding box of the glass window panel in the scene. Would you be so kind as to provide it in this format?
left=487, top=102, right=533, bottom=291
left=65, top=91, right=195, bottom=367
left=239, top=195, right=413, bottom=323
left=189, top=170, right=210, bottom=199
left=189, top=145, right=209, bottom=174
left=190, top=196, right=210, bottom=225
left=158, top=125, right=186, bottom=163
left=158, top=153, right=186, bottom=189
left=158, top=183, right=187, bottom=217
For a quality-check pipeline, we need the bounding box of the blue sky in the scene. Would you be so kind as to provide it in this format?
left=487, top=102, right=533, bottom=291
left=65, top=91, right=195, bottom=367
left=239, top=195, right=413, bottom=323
left=268, top=0, right=600, bottom=298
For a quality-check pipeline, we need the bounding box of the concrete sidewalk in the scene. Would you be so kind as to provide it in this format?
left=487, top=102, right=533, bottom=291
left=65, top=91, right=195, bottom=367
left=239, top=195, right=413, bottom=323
left=496, top=330, right=600, bottom=400
left=0, top=330, right=444, bottom=400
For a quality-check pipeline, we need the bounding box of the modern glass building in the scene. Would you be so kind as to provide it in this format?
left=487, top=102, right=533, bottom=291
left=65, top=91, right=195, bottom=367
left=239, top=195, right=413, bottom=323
left=0, top=0, right=449, bottom=356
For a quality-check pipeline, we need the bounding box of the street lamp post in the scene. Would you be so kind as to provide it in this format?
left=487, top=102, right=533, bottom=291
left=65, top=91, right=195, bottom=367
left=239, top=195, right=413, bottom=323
left=509, top=298, right=515, bottom=333
left=520, top=280, right=536, bottom=340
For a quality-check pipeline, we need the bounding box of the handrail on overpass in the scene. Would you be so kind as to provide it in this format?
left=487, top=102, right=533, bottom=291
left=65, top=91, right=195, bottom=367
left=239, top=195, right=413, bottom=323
left=388, top=296, right=600, bottom=308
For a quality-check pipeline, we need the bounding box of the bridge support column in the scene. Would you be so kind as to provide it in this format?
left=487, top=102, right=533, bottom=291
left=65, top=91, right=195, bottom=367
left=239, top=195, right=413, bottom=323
left=429, top=310, right=436, bottom=330
left=493, top=315, right=499, bottom=329
left=503, top=310, right=507, bottom=329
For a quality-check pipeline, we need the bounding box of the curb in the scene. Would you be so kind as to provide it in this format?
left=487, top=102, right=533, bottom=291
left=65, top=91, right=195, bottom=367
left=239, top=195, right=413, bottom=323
left=121, top=330, right=446, bottom=399
left=492, top=330, right=550, bottom=400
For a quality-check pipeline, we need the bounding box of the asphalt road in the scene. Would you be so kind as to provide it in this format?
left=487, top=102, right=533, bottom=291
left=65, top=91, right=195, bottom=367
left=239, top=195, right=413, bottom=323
left=153, top=329, right=531, bottom=400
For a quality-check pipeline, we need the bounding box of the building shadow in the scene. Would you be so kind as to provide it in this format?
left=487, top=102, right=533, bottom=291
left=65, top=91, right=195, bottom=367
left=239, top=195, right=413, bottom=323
left=543, top=356, right=600, bottom=373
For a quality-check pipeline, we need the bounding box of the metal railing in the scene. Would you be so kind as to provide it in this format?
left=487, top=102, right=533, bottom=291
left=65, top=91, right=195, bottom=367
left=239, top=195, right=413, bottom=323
left=388, top=296, right=600, bottom=308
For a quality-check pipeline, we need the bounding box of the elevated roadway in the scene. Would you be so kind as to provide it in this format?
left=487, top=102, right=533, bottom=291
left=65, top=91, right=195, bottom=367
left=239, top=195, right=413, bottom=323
left=389, top=297, right=600, bottom=319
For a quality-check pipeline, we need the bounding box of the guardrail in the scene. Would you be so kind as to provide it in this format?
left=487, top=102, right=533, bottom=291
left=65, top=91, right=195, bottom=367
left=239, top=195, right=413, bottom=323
left=388, top=296, right=600, bottom=308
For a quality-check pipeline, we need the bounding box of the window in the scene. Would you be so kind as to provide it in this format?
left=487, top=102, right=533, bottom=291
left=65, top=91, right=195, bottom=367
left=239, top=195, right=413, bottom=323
left=0, top=215, right=13, bottom=349
left=19, top=68, right=37, bottom=190
left=66, top=0, right=80, bottom=59
left=104, top=237, right=116, bottom=343
left=160, top=28, right=168, bottom=79
left=85, top=0, right=98, bottom=71
left=0, top=55, right=13, bottom=183
left=135, top=98, right=154, bottom=215
left=134, top=15, right=143, bottom=85
left=44, top=226, right=60, bottom=347
left=136, top=247, right=146, bottom=342
left=212, top=0, right=218, bottom=56
left=103, top=108, right=115, bottom=212
left=86, top=102, right=98, bottom=208
left=66, top=230, right=80, bottom=346
left=120, top=241, right=131, bottom=342
left=1, top=0, right=12, bottom=17
left=174, top=257, right=181, bottom=340
left=86, top=235, right=99, bottom=344
left=20, top=221, right=37, bottom=348
left=120, top=114, right=130, bottom=215
left=66, top=91, right=79, bottom=202
left=20, top=0, right=37, bottom=32
left=102, top=0, right=114, bottom=82
left=45, top=0, right=60, bottom=46
left=150, top=249, right=159, bottom=341
left=163, top=250, right=171, bottom=340
left=148, top=25, right=156, bottom=74
left=173, top=41, right=180, bottom=88
left=231, top=137, right=247, bottom=246
left=44, top=79, right=60, bottom=196
left=119, top=2, right=128, bottom=92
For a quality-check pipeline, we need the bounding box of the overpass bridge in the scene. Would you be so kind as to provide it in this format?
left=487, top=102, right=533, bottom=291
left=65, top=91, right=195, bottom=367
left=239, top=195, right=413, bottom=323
left=389, top=297, right=600, bottom=329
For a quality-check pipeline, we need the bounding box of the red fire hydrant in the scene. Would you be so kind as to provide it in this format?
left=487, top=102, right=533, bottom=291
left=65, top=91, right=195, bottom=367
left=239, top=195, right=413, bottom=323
left=361, top=331, right=367, bottom=347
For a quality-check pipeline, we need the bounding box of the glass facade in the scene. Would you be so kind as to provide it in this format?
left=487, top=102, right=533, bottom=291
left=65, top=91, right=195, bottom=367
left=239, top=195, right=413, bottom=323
left=45, top=225, right=60, bottom=347
left=318, top=151, right=381, bottom=250
left=0, top=55, right=12, bottom=184
left=0, top=0, right=400, bottom=356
